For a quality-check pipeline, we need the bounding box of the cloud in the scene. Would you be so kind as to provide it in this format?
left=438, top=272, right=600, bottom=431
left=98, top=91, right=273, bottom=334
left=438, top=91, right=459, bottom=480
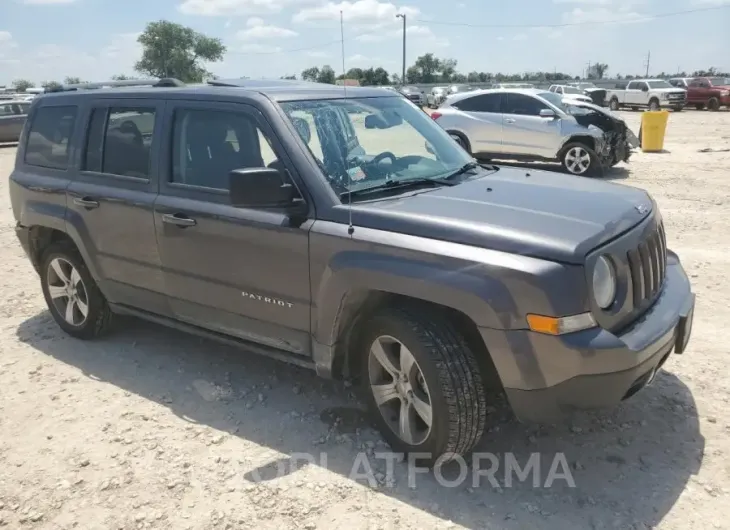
left=293, top=0, right=419, bottom=26
left=237, top=19, right=299, bottom=39
left=179, top=0, right=291, bottom=15
left=561, top=6, right=644, bottom=24
left=356, top=24, right=429, bottom=42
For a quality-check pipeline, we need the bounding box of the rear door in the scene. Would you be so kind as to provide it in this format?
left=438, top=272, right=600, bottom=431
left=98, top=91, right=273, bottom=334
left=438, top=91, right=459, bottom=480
left=0, top=102, right=26, bottom=142
left=153, top=100, right=312, bottom=356
left=448, top=92, right=504, bottom=154
left=66, top=98, right=169, bottom=315
left=499, top=93, right=560, bottom=158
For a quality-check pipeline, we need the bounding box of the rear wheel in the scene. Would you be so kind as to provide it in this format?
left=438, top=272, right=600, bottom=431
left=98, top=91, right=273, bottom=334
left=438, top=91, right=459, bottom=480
left=359, top=307, right=488, bottom=465
left=40, top=241, right=113, bottom=339
left=448, top=131, right=471, bottom=155
left=561, top=143, right=601, bottom=177
left=708, top=97, right=720, bottom=111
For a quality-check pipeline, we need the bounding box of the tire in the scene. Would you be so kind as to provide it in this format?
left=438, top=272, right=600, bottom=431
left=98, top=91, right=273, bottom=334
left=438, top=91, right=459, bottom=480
left=609, top=98, right=619, bottom=111
left=673, top=106, right=683, bottom=112
left=708, top=97, right=720, bottom=111
left=358, top=306, right=488, bottom=466
left=648, top=99, right=660, bottom=111
left=40, top=241, right=113, bottom=339
left=447, top=131, right=471, bottom=155
left=695, top=103, right=705, bottom=110
left=560, top=142, right=601, bottom=177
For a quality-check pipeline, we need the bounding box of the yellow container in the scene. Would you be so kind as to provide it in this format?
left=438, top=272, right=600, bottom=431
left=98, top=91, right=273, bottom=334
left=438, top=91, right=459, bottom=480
left=640, top=110, right=669, bottom=152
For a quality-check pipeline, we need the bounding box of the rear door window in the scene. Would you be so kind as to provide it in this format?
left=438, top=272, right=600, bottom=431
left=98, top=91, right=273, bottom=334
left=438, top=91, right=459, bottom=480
left=452, top=93, right=502, bottom=113
left=24, top=105, right=78, bottom=170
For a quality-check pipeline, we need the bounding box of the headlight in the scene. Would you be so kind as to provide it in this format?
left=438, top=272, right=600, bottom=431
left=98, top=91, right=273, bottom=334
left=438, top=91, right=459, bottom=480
left=720, top=90, right=729, bottom=96
left=593, top=255, right=617, bottom=309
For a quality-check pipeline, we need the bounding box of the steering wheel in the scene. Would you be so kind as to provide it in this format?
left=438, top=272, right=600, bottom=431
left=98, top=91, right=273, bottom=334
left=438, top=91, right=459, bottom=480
left=371, top=151, right=397, bottom=165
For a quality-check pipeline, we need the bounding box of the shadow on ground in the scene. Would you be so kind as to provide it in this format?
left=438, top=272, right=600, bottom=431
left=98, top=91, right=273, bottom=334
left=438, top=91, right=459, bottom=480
left=494, top=161, right=631, bottom=181
left=17, top=311, right=704, bottom=529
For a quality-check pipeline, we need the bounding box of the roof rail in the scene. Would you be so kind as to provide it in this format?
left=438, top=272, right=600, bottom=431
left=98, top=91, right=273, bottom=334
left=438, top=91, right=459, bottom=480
left=45, top=78, right=186, bottom=93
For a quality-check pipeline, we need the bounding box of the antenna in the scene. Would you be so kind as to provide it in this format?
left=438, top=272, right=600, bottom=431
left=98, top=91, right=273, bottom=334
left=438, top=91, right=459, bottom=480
left=340, top=10, right=354, bottom=236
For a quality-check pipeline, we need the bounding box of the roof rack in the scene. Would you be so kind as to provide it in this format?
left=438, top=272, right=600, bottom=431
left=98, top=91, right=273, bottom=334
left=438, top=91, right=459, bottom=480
left=45, top=78, right=186, bottom=93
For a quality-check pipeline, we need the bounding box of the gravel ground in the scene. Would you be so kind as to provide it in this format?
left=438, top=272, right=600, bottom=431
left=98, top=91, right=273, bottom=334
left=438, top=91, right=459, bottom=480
left=0, top=110, right=729, bottom=530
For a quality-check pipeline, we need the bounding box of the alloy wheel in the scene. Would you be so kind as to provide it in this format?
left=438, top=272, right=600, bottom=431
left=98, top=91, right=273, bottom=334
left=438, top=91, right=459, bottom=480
left=564, top=146, right=591, bottom=175
left=47, top=257, right=89, bottom=326
left=367, top=335, right=433, bottom=446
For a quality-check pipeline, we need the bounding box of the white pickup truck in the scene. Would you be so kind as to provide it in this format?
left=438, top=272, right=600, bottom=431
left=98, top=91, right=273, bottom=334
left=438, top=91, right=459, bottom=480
left=606, top=79, right=686, bottom=112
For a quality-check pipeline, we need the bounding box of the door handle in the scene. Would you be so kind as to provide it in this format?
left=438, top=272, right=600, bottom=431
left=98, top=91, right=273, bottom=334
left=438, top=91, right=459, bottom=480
left=504, top=118, right=516, bottom=124
left=162, top=213, right=197, bottom=228
left=73, top=197, right=100, bottom=209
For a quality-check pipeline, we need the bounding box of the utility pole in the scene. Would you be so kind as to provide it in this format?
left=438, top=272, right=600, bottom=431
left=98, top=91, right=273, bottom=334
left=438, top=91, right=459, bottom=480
left=644, top=51, right=651, bottom=77
left=396, top=13, right=406, bottom=84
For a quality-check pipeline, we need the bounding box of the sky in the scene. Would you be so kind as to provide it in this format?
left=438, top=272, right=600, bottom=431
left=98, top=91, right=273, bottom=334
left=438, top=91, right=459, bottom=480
left=0, top=0, right=728, bottom=86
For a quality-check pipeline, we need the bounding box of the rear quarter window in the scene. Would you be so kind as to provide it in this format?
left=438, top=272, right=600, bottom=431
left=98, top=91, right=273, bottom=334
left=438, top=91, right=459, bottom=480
left=24, top=105, right=78, bottom=170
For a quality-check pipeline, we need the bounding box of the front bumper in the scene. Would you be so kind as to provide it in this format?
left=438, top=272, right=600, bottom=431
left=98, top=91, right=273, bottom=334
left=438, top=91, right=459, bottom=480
left=481, top=251, right=695, bottom=423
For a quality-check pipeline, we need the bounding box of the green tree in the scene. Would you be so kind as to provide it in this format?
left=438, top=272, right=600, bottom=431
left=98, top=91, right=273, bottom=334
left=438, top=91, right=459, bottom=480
left=64, top=76, right=83, bottom=85
left=42, top=81, right=62, bottom=91
left=11, top=79, right=35, bottom=92
left=111, top=74, right=135, bottom=80
left=408, top=53, right=441, bottom=83
left=135, top=20, right=226, bottom=83
left=317, top=65, right=336, bottom=84
left=592, top=63, right=609, bottom=79
left=301, top=67, right=320, bottom=82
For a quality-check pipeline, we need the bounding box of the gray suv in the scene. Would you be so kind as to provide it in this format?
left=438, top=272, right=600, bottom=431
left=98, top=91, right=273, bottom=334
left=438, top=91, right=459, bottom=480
left=433, top=88, right=638, bottom=176
left=10, top=78, right=695, bottom=464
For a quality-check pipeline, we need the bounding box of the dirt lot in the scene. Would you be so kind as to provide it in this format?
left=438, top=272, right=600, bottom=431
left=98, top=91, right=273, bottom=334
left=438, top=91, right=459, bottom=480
left=1, top=110, right=729, bottom=530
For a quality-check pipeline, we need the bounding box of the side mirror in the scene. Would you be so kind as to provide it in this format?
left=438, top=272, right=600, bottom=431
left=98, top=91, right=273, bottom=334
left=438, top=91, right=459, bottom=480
left=539, top=108, right=556, bottom=118
left=229, top=167, right=304, bottom=213
left=425, top=141, right=435, bottom=155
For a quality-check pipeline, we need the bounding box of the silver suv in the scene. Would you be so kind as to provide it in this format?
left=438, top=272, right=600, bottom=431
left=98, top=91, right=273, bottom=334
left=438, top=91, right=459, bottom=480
left=432, top=88, right=637, bottom=177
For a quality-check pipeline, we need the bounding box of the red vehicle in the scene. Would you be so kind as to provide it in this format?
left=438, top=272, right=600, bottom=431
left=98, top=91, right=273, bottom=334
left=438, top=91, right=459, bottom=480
left=686, top=77, right=730, bottom=111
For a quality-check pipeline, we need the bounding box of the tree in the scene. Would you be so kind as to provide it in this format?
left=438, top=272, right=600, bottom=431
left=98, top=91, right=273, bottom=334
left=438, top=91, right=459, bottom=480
left=301, top=67, right=320, bottom=82
left=408, top=53, right=442, bottom=83
left=135, top=20, right=226, bottom=83
left=11, top=79, right=35, bottom=92
left=317, top=65, right=336, bottom=84
left=64, top=76, right=83, bottom=85
left=592, top=63, right=609, bottom=79
left=42, top=81, right=62, bottom=91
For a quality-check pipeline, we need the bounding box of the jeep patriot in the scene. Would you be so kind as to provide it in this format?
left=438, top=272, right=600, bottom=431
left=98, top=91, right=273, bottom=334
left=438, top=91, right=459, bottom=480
left=9, top=78, right=695, bottom=463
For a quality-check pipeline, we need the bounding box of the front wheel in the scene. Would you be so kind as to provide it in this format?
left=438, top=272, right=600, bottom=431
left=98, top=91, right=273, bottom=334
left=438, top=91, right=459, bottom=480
left=609, top=98, right=619, bottom=111
left=708, top=97, right=720, bottom=111
left=649, top=99, right=660, bottom=111
left=673, top=106, right=683, bottom=112
left=561, top=143, right=601, bottom=177
left=40, top=241, right=113, bottom=339
left=359, top=307, right=488, bottom=465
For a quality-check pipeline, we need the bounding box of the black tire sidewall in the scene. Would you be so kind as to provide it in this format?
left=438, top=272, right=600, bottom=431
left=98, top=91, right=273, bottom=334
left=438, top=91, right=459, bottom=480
left=40, top=244, right=107, bottom=338
left=709, top=98, right=720, bottom=111
left=358, top=313, right=454, bottom=459
left=649, top=99, right=660, bottom=111
left=610, top=99, right=619, bottom=111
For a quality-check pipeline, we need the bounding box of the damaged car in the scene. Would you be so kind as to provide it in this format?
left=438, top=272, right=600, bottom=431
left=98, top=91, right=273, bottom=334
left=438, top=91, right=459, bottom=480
left=430, top=88, right=638, bottom=177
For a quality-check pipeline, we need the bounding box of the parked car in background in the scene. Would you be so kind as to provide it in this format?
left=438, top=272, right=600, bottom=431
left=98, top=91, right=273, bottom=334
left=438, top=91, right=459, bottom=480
left=606, top=79, right=686, bottom=111
left=431, top=88, right=638, bottom=177
left=398, top=85, right=426, bottom=106
left=427, top=86, right=448, bottom=108
left=0, top=99, right=31, bottom=143
left=494, top=83, right=535, bottom=89
left=685, top=77, right=730, bottom=111
left=566, top=82, right=607, bottom=107
left=548, top=85, right=593, bottom=104
left=668, top=77, right=693, bottom=89
left=446, top=84, right=474, bottom=96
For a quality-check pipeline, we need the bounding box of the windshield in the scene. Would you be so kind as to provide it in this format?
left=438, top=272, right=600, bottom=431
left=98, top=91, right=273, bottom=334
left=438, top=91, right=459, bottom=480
left=562, top=86, right=583, bottom=94
left=708, top=77, right=730, bottom=86
left=647, top=80, right=673, bottom=89
left=537, top=91, right=568, bottom=112
left=280, top=96, right=473, bottom=200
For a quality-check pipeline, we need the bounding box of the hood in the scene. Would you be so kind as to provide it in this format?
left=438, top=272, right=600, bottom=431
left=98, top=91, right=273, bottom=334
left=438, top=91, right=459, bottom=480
left=349, top=167, right=653, bottom=264
left=567, top=100, right=627, bottom=122
left=563, top=94, right=593, bottom=103
left=651, top=88, right=686, bottom=95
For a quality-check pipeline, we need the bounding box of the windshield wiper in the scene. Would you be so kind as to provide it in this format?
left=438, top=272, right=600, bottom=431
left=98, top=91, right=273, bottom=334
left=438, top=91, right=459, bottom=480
left=444, top=161, right=500, bottom=179
left=340, top=176, right=457, bottom=201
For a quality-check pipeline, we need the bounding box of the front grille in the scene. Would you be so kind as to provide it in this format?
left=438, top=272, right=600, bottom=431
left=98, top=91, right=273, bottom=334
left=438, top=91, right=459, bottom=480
left=626, top=221, right=667, bottom=307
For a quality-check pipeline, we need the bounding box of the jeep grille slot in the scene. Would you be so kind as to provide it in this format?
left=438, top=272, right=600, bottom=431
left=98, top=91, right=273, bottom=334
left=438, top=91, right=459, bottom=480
left=627, top=222, right=667, bottom=307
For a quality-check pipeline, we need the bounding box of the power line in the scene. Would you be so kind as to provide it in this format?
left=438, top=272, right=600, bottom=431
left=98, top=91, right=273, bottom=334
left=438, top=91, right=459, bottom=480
left=413, top=5, right=729, bottom=29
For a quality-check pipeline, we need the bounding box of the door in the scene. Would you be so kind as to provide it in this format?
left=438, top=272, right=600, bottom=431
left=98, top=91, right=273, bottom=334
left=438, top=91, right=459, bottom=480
left=0, top=102, right=26, bottom=142
left=688, top=78, right=709, bottom=104
left=499, top=93, right=561, bottom=158
left=625, top=81, right=646, bottom=105
left=66, top=99, right=168, bottom=314
left=449, top=92, right=504, bottom=154
left=154, top=100, right=312, bottom=356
